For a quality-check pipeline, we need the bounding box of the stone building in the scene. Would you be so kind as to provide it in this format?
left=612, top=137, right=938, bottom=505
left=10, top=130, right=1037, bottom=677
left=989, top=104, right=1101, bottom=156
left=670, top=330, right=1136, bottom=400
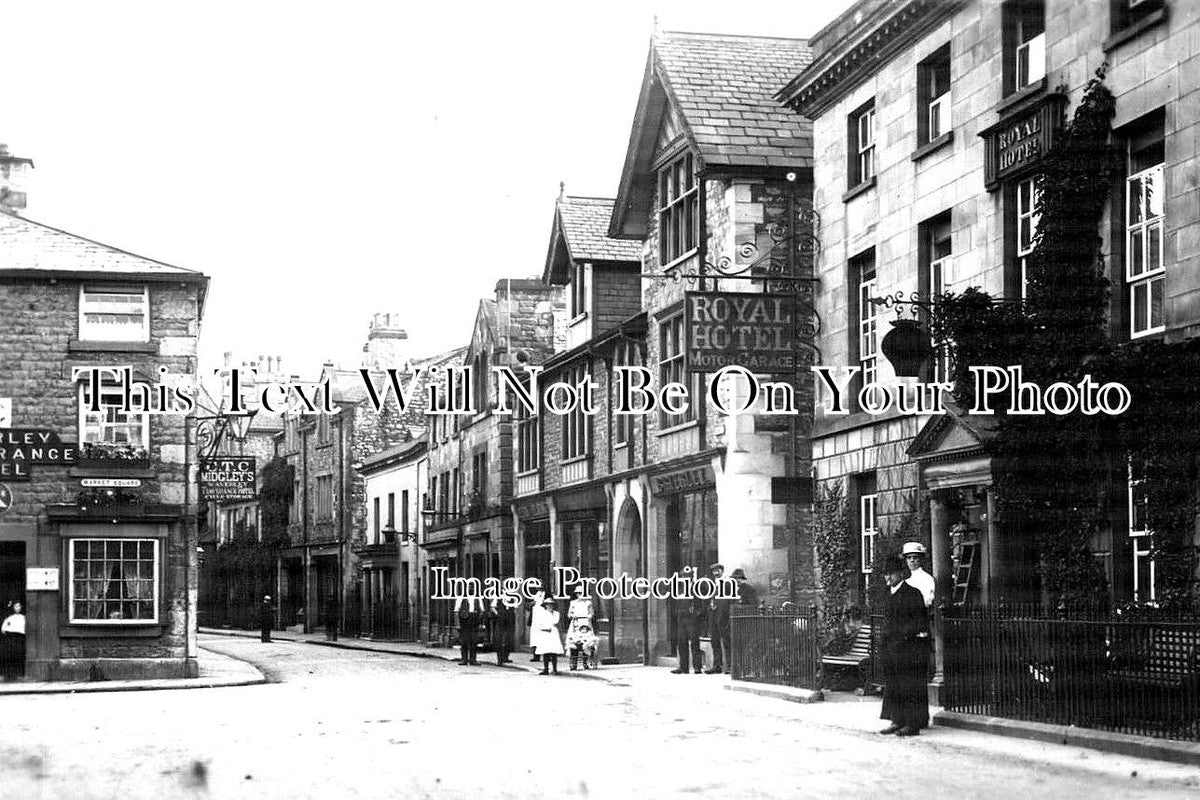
left=423, top=279, right=562, bottom=643
left=275, top=314, right=462, bottom=634
left=0, top=154, right=209, bottom=679
left=778, top=0, right=1199, bottom=695
left=607, top=31, right=816, bottom=663
left=359, top=437, right=426, bottom=639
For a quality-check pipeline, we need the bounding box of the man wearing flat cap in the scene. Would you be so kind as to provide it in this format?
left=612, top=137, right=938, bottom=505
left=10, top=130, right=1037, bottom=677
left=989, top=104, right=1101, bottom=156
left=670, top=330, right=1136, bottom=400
left=705, top=563, right=731, bottom=674
left=879, top=554, right=931, bottom=736
left=902, top=541, right=935, bottom=608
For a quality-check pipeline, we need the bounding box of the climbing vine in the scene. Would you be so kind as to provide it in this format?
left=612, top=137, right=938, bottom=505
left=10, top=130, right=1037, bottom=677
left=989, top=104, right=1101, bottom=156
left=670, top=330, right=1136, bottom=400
left=812, top=481, right=853, bottom=647
left=930, top=70, right=1198, bottom=612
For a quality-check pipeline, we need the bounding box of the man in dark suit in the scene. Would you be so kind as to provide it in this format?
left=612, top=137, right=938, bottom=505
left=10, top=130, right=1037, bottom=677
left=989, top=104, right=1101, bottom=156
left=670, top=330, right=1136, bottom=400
left=670, top=568, right=707, bottom=674
left=457, top=596, right=484, bottom=665
left=489, top=597, right=515, bottom=665
left=878, top=554, right=931, bottom=736
left=705, top=563, right=731, bottom=674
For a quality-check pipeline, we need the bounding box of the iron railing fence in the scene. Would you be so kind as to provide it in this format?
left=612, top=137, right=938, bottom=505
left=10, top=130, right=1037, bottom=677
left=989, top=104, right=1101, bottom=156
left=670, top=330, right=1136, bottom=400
left=943, top=610, right=1200, bottom=742
left=730, top=605, right=821, bottom=690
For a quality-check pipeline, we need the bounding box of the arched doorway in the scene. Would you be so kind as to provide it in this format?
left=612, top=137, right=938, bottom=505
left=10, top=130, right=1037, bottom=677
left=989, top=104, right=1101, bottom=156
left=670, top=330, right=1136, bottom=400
left=614, top=498, right=646, bottom=663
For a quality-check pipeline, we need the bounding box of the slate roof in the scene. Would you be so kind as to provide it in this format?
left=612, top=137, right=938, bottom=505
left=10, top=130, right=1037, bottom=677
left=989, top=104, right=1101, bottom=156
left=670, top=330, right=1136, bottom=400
left=0, top=212, right=206, bottom=279
left=611, top=31, right=812, bottom=237
left=653, top=31, right=813, bottom=168
left=544, top=195, right=641, bottom=283
left=557, top=197, right=642, bottom=263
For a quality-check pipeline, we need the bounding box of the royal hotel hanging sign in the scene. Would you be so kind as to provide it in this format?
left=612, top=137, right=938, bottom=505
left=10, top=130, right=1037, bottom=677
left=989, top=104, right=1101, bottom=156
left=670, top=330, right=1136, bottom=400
left=980, top=93, right=1066, bottom=190
left=684, top=291, right=800, bottom=376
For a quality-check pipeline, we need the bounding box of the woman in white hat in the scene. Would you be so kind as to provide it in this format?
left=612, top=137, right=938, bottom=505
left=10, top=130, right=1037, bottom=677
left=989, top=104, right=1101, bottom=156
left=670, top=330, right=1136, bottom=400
left=902, top=542, right=935, bottom=608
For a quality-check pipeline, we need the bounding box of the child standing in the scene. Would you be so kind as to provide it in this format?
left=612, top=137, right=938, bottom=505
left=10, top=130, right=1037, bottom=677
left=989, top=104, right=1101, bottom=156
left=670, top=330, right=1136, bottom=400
left=530, top=596, right=564, bottom=675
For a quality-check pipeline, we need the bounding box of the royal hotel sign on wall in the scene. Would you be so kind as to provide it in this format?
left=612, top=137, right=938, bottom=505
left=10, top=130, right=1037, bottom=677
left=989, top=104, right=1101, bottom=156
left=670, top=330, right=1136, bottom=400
left=980, top=93, right=1066, bottom=190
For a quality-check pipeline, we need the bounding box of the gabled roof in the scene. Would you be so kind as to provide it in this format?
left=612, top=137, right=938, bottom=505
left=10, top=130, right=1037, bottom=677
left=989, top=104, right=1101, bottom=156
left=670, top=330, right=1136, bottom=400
left=0, top=212, right=208, bottom=313
left=544, top=195, right=642, bottom=283
left=611, top=31, right=813, bottom=238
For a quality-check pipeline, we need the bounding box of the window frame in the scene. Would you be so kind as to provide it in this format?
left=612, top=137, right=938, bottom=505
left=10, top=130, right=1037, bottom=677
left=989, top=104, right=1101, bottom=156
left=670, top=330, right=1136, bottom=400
left=656, top=151, right=700, bottom=269
left=857, top=262, right=878, bottom=388
left=1127, top=459, right=1156, bottom=602
left=561, top=362, right=590, bottom=460
left=860, top=494, right=878, bottom=574
left=316, top=474, right=333, bottom=520
left=658, top=314, right=696, bottom=430
left=68, top=537, right=160, bottom=625
left=917, top=45, right=952, bottom=146
left=850, top=102, right=876, bottom=186
left=1126, top=161, right=1165, bottom=338
left=78, top=375, right=150, bottom=451
left=613, top=339, right=640, bottom=447
left=1016, top=176, right=1041, bottom=299
left=515, top=400, right=541, bottom=474
left=78, top=284, right=150, bottom=343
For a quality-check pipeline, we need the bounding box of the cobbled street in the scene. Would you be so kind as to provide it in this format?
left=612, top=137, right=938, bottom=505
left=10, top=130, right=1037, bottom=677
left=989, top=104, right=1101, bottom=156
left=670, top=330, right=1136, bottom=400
left=0, top=637, right=1197, bottom=800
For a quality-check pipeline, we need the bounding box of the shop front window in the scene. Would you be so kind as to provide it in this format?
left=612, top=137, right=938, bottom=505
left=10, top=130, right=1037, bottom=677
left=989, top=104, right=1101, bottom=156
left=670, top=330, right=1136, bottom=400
left=69, top=538, right=159, bottom=624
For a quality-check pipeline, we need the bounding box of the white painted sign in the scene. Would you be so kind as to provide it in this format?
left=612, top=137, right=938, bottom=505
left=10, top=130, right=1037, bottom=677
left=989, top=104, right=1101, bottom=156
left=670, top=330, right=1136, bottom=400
left=81, top=478, right=143, bottom=488
left=26, top=567, right=60, bottom=591
left=0, top=398, right=10, bottom=428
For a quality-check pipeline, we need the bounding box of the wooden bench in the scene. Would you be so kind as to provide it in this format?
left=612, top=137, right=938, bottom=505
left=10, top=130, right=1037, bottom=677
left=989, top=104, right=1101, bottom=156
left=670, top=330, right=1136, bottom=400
left=821, top=621, right=874, bottom=691
left=1109, top=628, right=1200, bottom=690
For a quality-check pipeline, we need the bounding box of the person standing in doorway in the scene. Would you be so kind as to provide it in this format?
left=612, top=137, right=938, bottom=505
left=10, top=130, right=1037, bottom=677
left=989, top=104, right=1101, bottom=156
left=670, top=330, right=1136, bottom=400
left=705, top=563, right=731, bottom=674
left=878, top=555, right=931, bottom=737
left=1, top=600, right=26, bottom=681
left=902, top=542, right=936, bottom=608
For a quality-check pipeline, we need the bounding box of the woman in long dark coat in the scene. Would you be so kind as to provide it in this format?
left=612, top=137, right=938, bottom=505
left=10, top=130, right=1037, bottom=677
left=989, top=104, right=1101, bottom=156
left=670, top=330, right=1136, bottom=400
left=878, top=556, right=931, bottom=736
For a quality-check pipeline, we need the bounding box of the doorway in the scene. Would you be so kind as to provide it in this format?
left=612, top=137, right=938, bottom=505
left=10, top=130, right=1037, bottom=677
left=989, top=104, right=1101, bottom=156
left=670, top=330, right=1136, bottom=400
left=0, top=542, right=26, bottom=679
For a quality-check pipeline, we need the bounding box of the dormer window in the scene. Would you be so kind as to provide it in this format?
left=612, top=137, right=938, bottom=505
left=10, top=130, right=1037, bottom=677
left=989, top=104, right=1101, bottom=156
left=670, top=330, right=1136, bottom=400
left=657, top=152, right=698, bottom=268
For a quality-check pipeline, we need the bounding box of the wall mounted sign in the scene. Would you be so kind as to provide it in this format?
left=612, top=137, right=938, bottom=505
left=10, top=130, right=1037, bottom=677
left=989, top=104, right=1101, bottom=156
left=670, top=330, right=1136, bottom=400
left=980, top=93, right=1066, bottom=190
left=0, top=483, right=11, bottom=515
left=199, top=457, right=257, bottom=501
left=81, top=478, right=143, bottom=489
left=650, top=465, right=716, bottom=496
left=0, top=428, right=80, bottom=482
left=26, top=567, right=59, bottom=591
left=684, top=291, right=799, bottom=376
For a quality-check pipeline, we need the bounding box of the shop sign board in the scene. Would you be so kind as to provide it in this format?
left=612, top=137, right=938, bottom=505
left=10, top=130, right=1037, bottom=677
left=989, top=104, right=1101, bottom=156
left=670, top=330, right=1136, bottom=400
left=199, top=457, right=257, bottom=501
left=684, top=291, right=798, bottom=376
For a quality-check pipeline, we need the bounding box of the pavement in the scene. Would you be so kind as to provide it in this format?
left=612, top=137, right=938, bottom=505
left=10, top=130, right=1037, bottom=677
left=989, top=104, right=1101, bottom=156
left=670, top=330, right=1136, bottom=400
left=0, top=644, right=266, bottom=695
left=196, top=626, right=1200, bottom=768
left=1, top=635, right=1197, bottom=800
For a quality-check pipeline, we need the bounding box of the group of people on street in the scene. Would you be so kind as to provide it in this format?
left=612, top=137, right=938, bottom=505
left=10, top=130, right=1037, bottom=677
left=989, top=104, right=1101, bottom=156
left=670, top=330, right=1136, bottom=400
left=1, top=599, right=25, bottom=681
left=878, top=541, right=935, bottom=737
left=454, top=579, right=597, bottom=675
left=671, top=564, right=757, bottom=675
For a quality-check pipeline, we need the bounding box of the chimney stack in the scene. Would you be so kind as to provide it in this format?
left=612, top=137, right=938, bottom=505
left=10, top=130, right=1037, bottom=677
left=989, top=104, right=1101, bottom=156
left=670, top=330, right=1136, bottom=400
left=363, top=312, right=408, bottom=371
left=0, top=145, right=34, bottom=215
